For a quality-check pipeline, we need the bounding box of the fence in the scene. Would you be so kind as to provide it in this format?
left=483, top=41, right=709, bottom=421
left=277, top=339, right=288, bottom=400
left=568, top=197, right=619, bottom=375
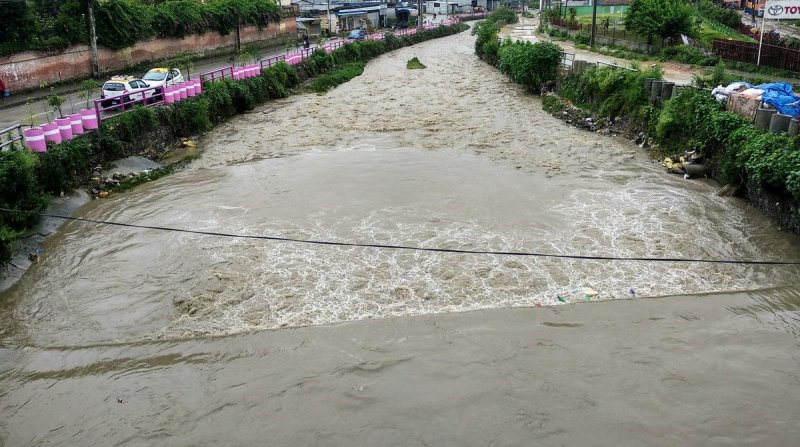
left=712, top=39, right=800, bottom=72
left=549, top=18, right=658, bottom=48
left=0, top=124, right=24, bottom=151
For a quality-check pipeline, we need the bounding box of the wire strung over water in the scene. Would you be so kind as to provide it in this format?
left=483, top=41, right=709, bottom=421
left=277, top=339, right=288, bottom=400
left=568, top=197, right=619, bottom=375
left=3, top=208, right=799, bottom=266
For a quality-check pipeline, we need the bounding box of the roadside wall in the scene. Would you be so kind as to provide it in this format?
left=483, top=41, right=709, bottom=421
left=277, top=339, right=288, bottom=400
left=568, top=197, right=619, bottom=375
left=0, top=18, right=297, bottom=91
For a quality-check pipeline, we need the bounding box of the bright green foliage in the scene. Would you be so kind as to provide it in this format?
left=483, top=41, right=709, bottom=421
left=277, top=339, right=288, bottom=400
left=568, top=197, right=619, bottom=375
left=0, top=0, right=38, bottom=46
left=308, top=63, right=366, bottom=93
left=0, top=150, right=48, bottom=229
left=474, top=21, right=502, bottom=64
left=302, top=49, right=336, bottom=77
left=151, top=0, right=209, bottom=38
left=697, top=0, right=741, bottom=29
left=80, top=79, right=102, bottom=109
left=37, top=137, right=94, bottom=194
left=653, top=87, right=800, bottom=201
left=660, top=45, right=719, bottom=66
left=497, top=41, right=563, bottom=93
left=568, top=64, right=664, bottom=118
left=541, top=93, right=566, bottom=113
left=0, top=149, right=50, bottom=263
left=655, top=87, right=746, bottom=155
left=625, top=0, right=695, bottom=43
left=104, top=106, right=159, bottom=145
left=407, top=57, right=426, bottom=69
left=94, top=0, right=155, bottom=49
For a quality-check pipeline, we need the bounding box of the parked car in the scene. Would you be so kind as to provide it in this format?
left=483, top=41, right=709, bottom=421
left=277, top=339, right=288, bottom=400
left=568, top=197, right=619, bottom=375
left=348, top=29, right=366, bottom=40
left=142, top=67, right=184, bottom=91
left=100, top=76, right=156, bottom=108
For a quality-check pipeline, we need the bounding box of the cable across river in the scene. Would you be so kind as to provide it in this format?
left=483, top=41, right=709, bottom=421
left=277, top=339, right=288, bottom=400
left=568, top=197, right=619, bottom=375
left=4, top=208, right=800, bottom=266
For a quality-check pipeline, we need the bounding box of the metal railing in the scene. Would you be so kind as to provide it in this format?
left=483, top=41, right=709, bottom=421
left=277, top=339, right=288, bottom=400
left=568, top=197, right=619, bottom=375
left=561, top=52, right=575, bottom=69
left=596, top=61, right=636, bottom=72
left=93, top=84, right=166, bottom=121
left=201, top=66, right=235, bottom=83
left=0, top=124, right=24, bottom=151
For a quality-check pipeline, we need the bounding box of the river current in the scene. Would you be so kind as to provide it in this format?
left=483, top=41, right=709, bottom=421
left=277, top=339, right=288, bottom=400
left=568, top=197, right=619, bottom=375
left=1, top=29, right=800, bottom=446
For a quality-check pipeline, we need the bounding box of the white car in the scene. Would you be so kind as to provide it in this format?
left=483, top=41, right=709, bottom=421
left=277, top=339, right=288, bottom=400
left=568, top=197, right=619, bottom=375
left=100, top=76, right=156, bottom=108
left=142, top=68, right=184, bottom=90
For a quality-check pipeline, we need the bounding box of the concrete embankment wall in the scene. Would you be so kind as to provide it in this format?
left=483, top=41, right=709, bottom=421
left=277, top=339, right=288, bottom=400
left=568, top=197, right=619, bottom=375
left=0, top=18, right=297, bottom=91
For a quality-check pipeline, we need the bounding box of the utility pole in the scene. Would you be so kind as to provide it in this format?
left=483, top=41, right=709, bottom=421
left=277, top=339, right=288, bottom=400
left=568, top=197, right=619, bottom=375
left=417, top=0, right=423, bottom=29
left=87, top=0, right=100, bottom=78
left=590, top=0, right=597, bottom=47
left=236, top=13, right=241, bottom=51
left=327, top=0, right=332, bottom=36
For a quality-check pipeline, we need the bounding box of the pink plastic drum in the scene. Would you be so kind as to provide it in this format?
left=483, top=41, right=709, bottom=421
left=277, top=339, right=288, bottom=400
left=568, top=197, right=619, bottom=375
left=69, top=113, right=84, bottom=135
left=55, top=117, right=73, bottom=140
left=80, top=108, right=98, bottom=130
left=42, top=122, right=62, bottom=144
left=23, top=127, right=46, bottom=152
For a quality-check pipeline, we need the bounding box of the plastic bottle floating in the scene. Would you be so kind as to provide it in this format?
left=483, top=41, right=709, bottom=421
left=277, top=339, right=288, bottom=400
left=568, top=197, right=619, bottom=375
left=556, top=287, right=600, bottom=303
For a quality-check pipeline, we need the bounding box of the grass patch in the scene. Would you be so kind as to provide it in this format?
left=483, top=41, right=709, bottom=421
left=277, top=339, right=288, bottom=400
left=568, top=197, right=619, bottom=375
left=306, top=63, right=366, bottom=94
left=407, top=57, right=426, bottom=69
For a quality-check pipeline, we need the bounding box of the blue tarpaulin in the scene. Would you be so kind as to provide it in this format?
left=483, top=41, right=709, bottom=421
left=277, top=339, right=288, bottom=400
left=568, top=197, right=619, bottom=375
left=756, top=82, right=800, bottom=118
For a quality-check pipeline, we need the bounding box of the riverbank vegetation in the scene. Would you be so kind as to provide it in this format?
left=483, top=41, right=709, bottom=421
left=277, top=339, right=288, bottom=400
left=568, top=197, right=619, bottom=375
left=0, top=23, right=468, bottom=265
left=475, top=24, right=800, bottom=233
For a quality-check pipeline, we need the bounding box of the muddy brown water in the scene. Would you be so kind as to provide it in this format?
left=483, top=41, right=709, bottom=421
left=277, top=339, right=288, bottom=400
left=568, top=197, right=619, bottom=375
left=1, top=30, right=800, bottom=445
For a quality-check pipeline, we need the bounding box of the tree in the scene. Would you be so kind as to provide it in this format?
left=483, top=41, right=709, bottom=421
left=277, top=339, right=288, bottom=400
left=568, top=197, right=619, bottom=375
left=80, top=79, right=101, bottom=108
left=625, top=0, right=695, bottom=44
left=1, top=0, right=39, bottom=45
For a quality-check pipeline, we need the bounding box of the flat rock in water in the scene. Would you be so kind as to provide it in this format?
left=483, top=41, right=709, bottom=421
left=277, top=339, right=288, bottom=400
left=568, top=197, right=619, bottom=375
left=102, top=156, right=161, bottom=178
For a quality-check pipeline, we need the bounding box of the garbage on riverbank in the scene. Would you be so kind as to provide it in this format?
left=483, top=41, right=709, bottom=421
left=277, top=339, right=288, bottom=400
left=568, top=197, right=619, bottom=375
left=662, top=150, right=707, bottom=179
left=556, top=287, right=600, bottom=303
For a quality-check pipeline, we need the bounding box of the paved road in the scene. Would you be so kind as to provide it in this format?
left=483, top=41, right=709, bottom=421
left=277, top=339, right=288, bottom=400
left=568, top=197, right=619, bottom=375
left=0, top=40, right=342, bottom=130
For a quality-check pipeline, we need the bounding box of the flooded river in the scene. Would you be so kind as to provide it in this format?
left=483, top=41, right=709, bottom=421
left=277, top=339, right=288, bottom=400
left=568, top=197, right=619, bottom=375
left=2, top=30, right=800, bottom=445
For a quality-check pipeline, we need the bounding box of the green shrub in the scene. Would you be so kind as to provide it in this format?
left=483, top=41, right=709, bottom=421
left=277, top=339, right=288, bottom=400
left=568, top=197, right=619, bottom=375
left=0, top=150, right=48, bottom=230
left=203, top=79, right=236, bottom=122
left=475, top=21, right=502, bottom=63
left=332, top=43, right=363, bottom=65
left=37, top=137, right=94, bottom=194
left=308, top=63, right=365, bottom=93
left=541, top=93, right=565, bottom=113
left=166, top=97, right=213, bottom=136
left=487, top=7, right=518, bottom=25
left=407, top=57, right=426, bottom=69
left=497, top=40, right=563, bottom=92
left=300, top=49, right=335, bottom=77
left=565, top=64, right=663, bottom=119
left=698, top=0, right=742, bottom=29
left=261, top=62, right=300, bottom=98
left=103, top=106, right=158, bottom=145
left=660, top=45, right=719, bottom=66
left=574, top=31, right=590, bottom=45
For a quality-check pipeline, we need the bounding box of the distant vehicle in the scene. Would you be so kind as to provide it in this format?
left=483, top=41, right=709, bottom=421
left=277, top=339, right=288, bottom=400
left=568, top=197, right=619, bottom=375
left=142, top=68, right=184, bottom=91
left=395, top=9, right=411, bottom=28
left=100, top=76, right=156, bottom=108
left=348, top=29, right=367, bottom=40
